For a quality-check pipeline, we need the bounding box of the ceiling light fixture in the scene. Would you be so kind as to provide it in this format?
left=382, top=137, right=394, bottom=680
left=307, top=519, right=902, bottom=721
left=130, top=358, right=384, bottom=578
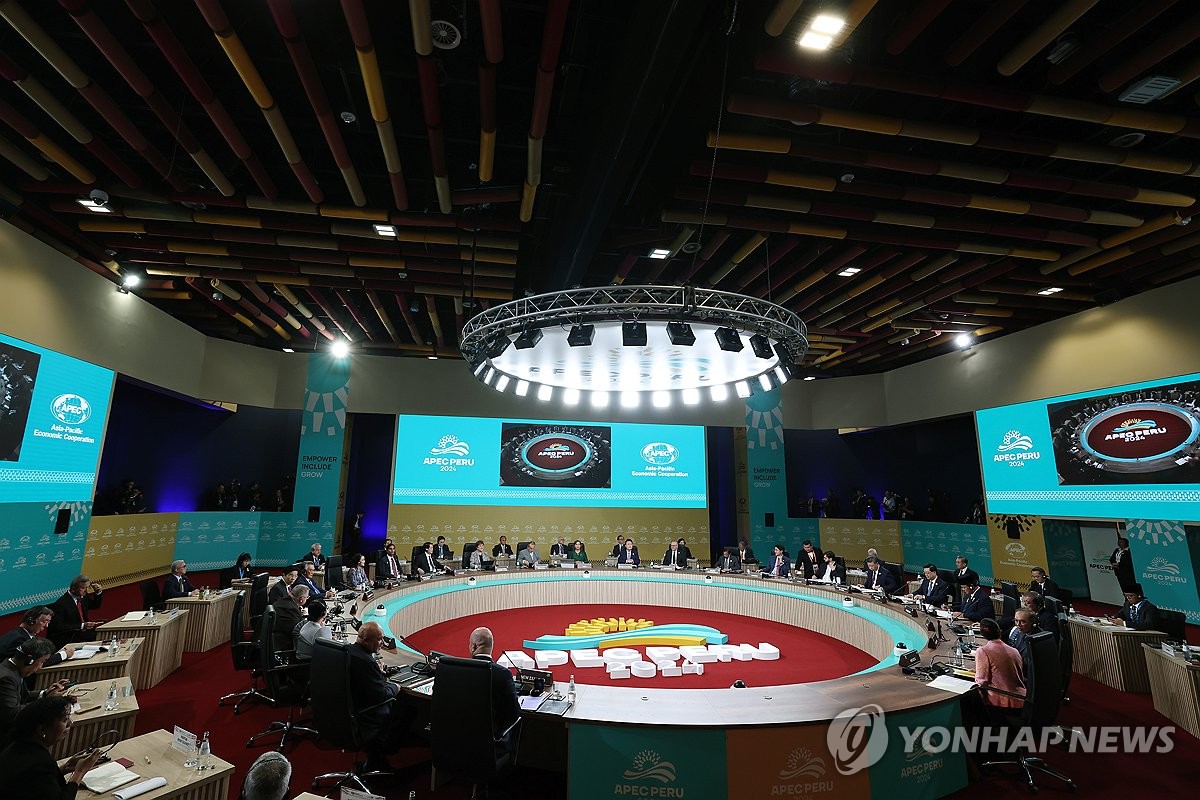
left=837, top=267, right=861, bottom=277
left=120, top=272, right=140, bottom=289
left=330, top=339, right=351, bottom=358
left=373, top=223, right=396, bottom=237
left=803, top=375, right=817, bottom=381
left=798, top=31, right=833, bottom=50
left=460, top=285, right=807, bottom=405
left=1037, top=287, right=1064, bottom=296
left=810, top=14, right=845, bottom=35
left=955, top=333, right=973, bottom=349
left=648, top=248, right=671, bottom=260
left=282, top=348, right=294, bottom=353
left=77, top=198, right=111, bottom=213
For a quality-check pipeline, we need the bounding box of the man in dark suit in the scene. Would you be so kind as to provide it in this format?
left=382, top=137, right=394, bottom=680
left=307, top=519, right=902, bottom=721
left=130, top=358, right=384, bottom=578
left=0, top=638, right=75, bottom=746
left=467, top=626, right=521, bottom=758
left=676, top=539, right=693, bottom=562
left=762, top=545, right=791, bottom=578
left=348, top=621, right=403, bottom=766
left=271, top=585, right=308, bottom=653
left=661, top=541, right=687, bottom=569
left=46, top=575, right=103, bottom=649
left=1028, top=567, right=1060, bottom=600
left=301, top=543, right=327, bottom=569
left=1109, top=538, right=1135, bottom=591
left=716, top=547, right=741, bottom=573
left=609, top=535, right=625, bottom=558
left=432, top=537, right=453, bottom=561
left=864, top=557, right=898, bottom=593
left=738, top=539, right=756, bottom=565
left=268, top=565, right=300, bottom=604
left=1112, top=584, right=1161, bottom=632
left=375, top=543, right=403, bottom=581
left=820, top=551, right=847, bottom=583
left=550, top=537, right=569, bottom=557
left=161, top=560, right=195, bottom=600
left=914, top=564, right=952, bottom=607
left=0, top=607, right=72, bottom=665
left=1020, top=592, right=1060, bottom=642
left=953, top=556, right=979, bottom=588
left=491, top=536, right=514, bottom=558
left=797, top=540, right=824, bottom=580
left=296, top=562, right=335, bottom=600
left=412, top=542, right=449, bottom=577
left=957, top=578, right=992, bottom=622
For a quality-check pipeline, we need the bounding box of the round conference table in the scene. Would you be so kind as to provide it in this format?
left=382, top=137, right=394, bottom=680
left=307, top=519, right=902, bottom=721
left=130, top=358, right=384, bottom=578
left=357, top=568, right=970, bottom=799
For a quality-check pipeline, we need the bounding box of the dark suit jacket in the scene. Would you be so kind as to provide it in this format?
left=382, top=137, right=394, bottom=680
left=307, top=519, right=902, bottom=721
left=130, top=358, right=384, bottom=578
left=549, top=544, right=569, bottom=557
left=916, top=577, right=952, bottom=607
left=433, top=544, right=453, bottom=560
left=302, top=552, right=327, bottom=569
left=220, top=565, right=252, bottom=588
left=271, top=599, right=304, bottom=653
left=617, top=547, right=640, bottom=566
left=0, top=660, right=37, bottom=747
left=0, top=630, right=64, bottom=667
left=473, top=655, right=521, bottom=752
left=0, top=737, right=76, bottom=799
left=661, top=548, right=687, bottom=568
left=1029, top=578, right=1061, bottom=600
left=821, top=562, right=847, bottom=582
left=161, top=573, right=194, bottom=600
left=46, top=590, right=102, bottom=649
left=492, top=543, right=514, bottom=558
left=865, top=566, right=898, bottom=593
left=717, top=553, right=741, bottom=572
left=1110, top=548, right=1135, bottom=589
left=1117, top=600, right=1160, bottom=632
left=953, top=567, right=980, bottom=587
left=960, top=589, right=993, bottom=622
left=738, top=548, right=756, bottom=564
left=1035, top=609, right=1061, bottom=641
left=268, top=580, right=292, bottom=605
left=763, top=555, right=791, bottom=577
left=347, top=643, right=398, bottom=743
left=411, top=550, right=443, bottom=576
left=375, top=553, right=403, bottom=581
left=295, top=574, right=324, bottom=598
left=798, top=548, right=824, bottom=579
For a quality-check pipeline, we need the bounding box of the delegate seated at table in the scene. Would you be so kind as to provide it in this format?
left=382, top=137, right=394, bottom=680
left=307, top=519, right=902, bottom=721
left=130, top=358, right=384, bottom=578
left=716, top=547, right=741, bottom=573
left=0, top=607, right=73, bottom=666
left=762, top=545, right=791, bottom=578
left=375, top=543, right=403, bottom=581
left=569, top=540, right=589, bottom=562
left=617, top=539, right=640, bottom=567
left=517, top=543, right=541, bottom=568
left=0, top=696, right=104, bottom=799
left=661, top=541, right=687, bottom=569
left=46, top=575, right=103, bottom=649
left=863, top=557, right=897, bottom=593
left=1109, top=583, right=1161, bottom=631
left=956, top=578, right=993, bottom=622
left=161, top=559, right=195, bottom=600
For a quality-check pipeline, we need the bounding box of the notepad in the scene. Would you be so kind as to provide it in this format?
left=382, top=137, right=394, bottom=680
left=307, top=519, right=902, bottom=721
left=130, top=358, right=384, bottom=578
left=537, top=698, right=573, bottom=716
left=121, top=611, right=148, bottom=622
left=519, top=694, right=549, bottom=710
left=83, top=762, right=140, bottom=793
left=926, top=675, right=977, bottom=695
left=70, top=646, right=101, bottom=660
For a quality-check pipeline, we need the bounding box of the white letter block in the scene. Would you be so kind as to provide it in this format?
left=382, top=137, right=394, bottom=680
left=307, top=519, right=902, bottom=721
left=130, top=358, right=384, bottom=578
left=727, top=644, right=754, bottom=662
left=630, top=661, right=657, bottom=678
left=681, top=661, right=705, bottom=675
left=570, top=649, right=605, bottom=668
left=679, top=646, right=717, bottom=663
left=645, top=647, right=681, bottom=662
left=751, top=642, right=780, bottom=660
left=708, top=645, right=739, bottom=662
left=602, top=647, right=641, bottom=664
left=608, top=666, right=631, bottom=679
left=506, top=651, right=536, bottom=670
left=660, top=665, right=683, bottom=677
left=535, top=650, right=568, bottom=669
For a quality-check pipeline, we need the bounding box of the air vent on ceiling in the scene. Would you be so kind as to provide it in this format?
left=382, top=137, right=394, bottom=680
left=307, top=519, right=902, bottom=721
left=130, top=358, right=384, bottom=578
left=1109, top=132, right=1145, bottom=148
left=431, top=19, right=461, bottom=49
left=1118, top=75, right=1180, bottom=104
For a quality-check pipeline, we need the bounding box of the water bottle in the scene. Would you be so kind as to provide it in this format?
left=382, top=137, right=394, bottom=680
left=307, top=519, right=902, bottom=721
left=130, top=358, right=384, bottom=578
left=109, top=635, right=119, bottom=658
left=197, top=731, right=211, bottom=771
left=104, top=681, right=119, bottom=712
left=568, top=675, right=576, bottom=704
left=147, top=606, right=155, bottom=622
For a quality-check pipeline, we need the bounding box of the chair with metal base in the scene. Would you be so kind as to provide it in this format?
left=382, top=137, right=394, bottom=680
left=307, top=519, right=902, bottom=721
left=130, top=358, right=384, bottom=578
left=245, top=606, right=318, bottom=751
left=981, top=630, right=1077, bottom=793
left=218, top=591, right=271, bottom=713
left=308, top=638, right=394, bottom=794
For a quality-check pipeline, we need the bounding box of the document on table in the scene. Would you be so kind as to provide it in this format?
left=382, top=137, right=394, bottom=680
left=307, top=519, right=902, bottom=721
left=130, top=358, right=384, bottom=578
left=121, top=611, right=148, bottom=622
left=83, top=762, right=140, bottom=793
left=519, top=694, right=549, bottom=710
left=70, top=646, right=102, bottom=660
left=926, top=675, right=977, bottom=695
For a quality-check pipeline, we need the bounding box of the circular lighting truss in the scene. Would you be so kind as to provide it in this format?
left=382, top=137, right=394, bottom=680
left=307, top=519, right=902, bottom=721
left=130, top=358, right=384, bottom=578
left=460, top=285, right=808, bottom=404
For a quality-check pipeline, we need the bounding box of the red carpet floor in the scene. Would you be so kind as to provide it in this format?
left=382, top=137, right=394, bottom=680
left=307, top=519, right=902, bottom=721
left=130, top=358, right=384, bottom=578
left=404, top=603, right=877, bottom=689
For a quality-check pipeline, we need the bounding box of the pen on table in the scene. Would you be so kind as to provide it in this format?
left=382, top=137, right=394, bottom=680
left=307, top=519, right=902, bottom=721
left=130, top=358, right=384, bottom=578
left=74, top=705, right=101, bottom=715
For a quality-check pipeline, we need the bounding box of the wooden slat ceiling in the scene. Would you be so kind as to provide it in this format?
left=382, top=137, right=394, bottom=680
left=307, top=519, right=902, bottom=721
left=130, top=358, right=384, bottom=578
left=1, top=0, right=1198, bottom=376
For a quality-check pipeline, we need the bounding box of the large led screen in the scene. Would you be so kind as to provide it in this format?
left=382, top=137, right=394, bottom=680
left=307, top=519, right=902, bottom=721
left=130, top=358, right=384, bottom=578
left=391, top=415, right=707, bottom=508
left=0, top=332, right=115, bottom=503
left=976, top=372, right=1200, bottom=520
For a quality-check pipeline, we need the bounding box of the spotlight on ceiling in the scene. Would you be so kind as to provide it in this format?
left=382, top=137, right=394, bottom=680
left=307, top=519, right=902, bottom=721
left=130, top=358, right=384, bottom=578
left=803, top=375, right=817, bottom=381
left=622, top=320, right=647, bottom=347
left=514, top=327, right=544, bottom=350
left=647, top=248, right=671, bottom=260
left=120, top=272, right=140, bottom=290
left=714, top=327, right=744, bottom=352
left=955, top=333, right=973, bottom=349
left=373, top=223, right=396, bottom=237
left=330, top=339, right=351, bottom=358
left=749, top=333, right=773, bottom=359
left=484, top=334, right=511, bottom=359
left=666, top=321, right=696, bottom=346
left=567, top=323, right=595, bottom=347
left=77, top=188, right=112, bottom=213
left=409, top=298, right=421, bottom=313
left=734, top=380, right=751, bottom=398
left=810, top=14, right=845, bottom=35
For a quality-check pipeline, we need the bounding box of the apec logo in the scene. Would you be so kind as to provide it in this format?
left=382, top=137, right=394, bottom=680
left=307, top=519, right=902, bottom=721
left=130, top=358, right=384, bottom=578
left=640, top=442, right=680, bottom=465
left=51, top=394, right=92, bottom=425
left=994, top=429, right=1039, bottom=466
left=423, top=434, right=475, bottom=471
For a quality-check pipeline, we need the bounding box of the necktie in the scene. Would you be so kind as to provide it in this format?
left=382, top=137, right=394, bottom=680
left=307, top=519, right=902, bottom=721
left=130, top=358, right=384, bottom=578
left=1132, top=605, right=1139, bottom=625
left=775, top=557, right=781, bottom=576
left=74, top=595, right=83, bottom=626
left=389, top=556, right=397, bottom=575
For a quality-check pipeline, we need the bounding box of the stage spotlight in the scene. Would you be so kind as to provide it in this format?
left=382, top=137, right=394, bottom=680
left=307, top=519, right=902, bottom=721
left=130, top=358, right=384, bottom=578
left=714, top=327, right=744, bottom=352
left=330, top=339, right=350, bottom=358
left=710, top=384, right=729, bottom=402
left=622, top=320, right=647, bottom=346
left=567, top=323, right=595, bottom=347
left=759, top=373, right=774, bottom=392
left=563, top=388, right=581, bottom=405
left=652, top=391, right=670, bottom=408
left=749, top=333, right=773, bottom=359
left=515, top=380, right=530, bottom=397
left=773, top=366, right=789, bottom=384
left=494, top=375, right=510, bottom=392
left=536, top=385, right=553, bottom=402
left=666, top=321, right=696, bottom=346
left=514, top=327, right=543, bottom=350
left=485, top=334, right=511, bottom=359
left=620, top=390, right=640, bottom=408
left=591, top=391, right=610, bottom=408
left=734, top=380, right=751, bottom=398
left=682, top=388, right=700, bottom=405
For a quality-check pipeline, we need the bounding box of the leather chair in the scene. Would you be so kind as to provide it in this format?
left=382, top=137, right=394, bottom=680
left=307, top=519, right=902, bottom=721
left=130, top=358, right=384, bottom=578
left=409, top=546, right=425, bottom=577
left=248, top=572, right=271, bottom=637
left=883, top=561, right=905, bottom=589
left=140, top=579, right=165, bottom=612
left=245, top=606, right=317, bottom=751
left=980, top=631, right=1076, bottom=792
left=431, top=655, right=521, bottom=795
left=308, top=638, right=393, bottom=793
left=325, top=555, right=345, bottom=591
left=1159, top=609, right=1187, bottom=642
left=218, top=591, right=270, bottom=713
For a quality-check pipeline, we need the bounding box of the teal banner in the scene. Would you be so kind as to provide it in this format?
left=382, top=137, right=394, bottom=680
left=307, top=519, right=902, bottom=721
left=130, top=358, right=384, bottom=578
left=289, top=354, right=351, bottom=559
left=744, top=389, right=803, bottom=556
left=1042, top=519, right=1089, bottom=598
left=257, top=511, right=311, bottom=567
left=899, top=521, right=992, bottom=582
left=569, top=722, right=727, bottom=799
left=1125, top=519, right=1200, bottom=625
left=0, top=500, right=92, bottom=614
left=174, top=512, right=261, bottom=572
left=869, top=702, right=968, bottom=799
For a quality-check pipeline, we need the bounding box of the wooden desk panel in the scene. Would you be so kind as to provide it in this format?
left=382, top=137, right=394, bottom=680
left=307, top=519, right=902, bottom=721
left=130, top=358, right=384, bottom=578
left=1143, top=644, right=1200, bottom=739
left=1069, top=616, right=1165, bottom=693
left=55, top=677, right=138, bottom=760
left=70, top=729, right=232, bottom=800
left=36, top=638, right=145, bottom=691
left=165, top=591, right=238, bottom=652
left=99, top=612, right=187, bottom=689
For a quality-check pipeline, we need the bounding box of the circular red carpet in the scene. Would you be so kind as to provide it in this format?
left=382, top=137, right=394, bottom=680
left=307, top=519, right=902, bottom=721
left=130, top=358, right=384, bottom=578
left=404, top=603, right=876, bottom=689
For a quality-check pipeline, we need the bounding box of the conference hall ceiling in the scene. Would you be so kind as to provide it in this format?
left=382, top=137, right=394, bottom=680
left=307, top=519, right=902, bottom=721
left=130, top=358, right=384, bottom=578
left=2, top=0, right=1199, bottom=376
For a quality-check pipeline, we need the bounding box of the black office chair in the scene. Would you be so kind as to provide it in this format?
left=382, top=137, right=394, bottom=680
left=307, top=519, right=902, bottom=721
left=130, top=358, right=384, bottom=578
left=980, top=631, right=1076, bottom=792
left=431, top=655, right=521, bottom=796
left=309, top=638, right=394, bottom=793
left=326, top=555, right=345, bottom=591
left=1058, top=607, right=1074, bottom=705
left=409, top=546, right=424, bottom=577
left=1160, top=609, right=1187, bottom=642
left=246, top=606, right=318, bottom=751
left=140, top=579, right=165, bottom=612
left=1052, top=587, right=1073, bottom=608
left=219, top=591, right=271, bottom=713
left=248, top=572, right=271, bottom=637
left=883, top=561, right=904, bottom=588
left=1000, top=580, right=1020, bottom=600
